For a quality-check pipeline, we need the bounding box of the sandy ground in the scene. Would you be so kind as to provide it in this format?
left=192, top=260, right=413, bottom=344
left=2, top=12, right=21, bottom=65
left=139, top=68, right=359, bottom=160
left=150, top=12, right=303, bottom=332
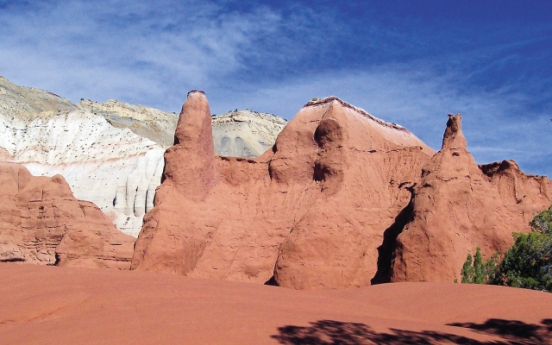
left=0, top=264, right=550, bottom=344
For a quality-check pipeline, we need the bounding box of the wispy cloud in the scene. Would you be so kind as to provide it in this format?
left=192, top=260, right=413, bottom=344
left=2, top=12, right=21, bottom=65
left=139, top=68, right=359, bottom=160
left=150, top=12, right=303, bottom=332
left=0, top=0, right=342, bottom=109
left=0, top=2, right=280, bottom=104
left=1, top=1, right=551, bottom=176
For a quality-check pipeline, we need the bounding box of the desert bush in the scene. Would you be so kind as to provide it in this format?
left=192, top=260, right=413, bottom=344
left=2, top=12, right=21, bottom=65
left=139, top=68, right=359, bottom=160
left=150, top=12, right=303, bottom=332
left=530, top=205, right=552, bottom=235
left=460, top=247, right=499, bottom=284
left=490, top=231, right=552, bottom=291
left=460, top=206, right=552, bottom=292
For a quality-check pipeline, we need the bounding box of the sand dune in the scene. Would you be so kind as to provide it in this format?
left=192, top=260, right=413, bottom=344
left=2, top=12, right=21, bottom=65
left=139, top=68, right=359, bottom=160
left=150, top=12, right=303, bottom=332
left=0, top=264, right=550, bottom=344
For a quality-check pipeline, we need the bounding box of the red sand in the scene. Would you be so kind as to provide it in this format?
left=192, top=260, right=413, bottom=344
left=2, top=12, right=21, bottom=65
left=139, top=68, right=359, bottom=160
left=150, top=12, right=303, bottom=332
left=0, top=264, right=550, bottom=344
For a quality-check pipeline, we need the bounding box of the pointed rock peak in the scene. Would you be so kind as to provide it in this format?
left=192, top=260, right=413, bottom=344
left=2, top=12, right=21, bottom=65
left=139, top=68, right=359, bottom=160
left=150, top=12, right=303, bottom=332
left=303, top=96, right=410, bottom=132
left=187, top=90, right=206, bottom=97
left=174, top=90, right=212, bottom=147
left=441, top=113, right=467, bottom=150
left=164, top=91, right=215, bottom=198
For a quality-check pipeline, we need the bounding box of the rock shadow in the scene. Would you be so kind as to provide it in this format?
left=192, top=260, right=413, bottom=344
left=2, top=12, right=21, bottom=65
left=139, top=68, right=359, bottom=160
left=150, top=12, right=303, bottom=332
left=371, top=185, right=415, bottom=285
left=448, top=318, right=552, bottom=345
left=271, top=318, right=552, bottom=345
left=265, top=275, right=279, bottom=286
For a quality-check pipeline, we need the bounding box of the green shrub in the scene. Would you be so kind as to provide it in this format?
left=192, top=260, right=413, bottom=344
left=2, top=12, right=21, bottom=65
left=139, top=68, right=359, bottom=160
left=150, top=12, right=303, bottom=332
left=530, top=205, right=552, bottom=235
left=460, top=247, right=499, bottom=284
left=460, top=206, right=552, bottom=292
left=490, top=231, right=552, bottom=291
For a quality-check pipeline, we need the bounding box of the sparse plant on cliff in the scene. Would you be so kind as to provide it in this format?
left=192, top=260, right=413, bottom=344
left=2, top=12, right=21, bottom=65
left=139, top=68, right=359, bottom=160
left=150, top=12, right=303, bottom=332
left=311, top=97, right=318, bottom=101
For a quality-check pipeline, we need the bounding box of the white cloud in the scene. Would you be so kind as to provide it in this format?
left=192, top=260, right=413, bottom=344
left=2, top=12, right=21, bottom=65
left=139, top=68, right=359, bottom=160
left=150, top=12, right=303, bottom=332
left=1, top=1, right=551, bottom=176
left=0, top=1, right=329, bottom=108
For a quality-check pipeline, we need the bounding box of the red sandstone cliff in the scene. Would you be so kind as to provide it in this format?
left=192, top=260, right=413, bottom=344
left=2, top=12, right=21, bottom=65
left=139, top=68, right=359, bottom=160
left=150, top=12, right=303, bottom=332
left=131, top=93, right=434, bottom=289
left=132, top=94, right=552, bottom=289
left=390, top=114, right=552, bottom=283
left=0, top=162, right=134, bottom=269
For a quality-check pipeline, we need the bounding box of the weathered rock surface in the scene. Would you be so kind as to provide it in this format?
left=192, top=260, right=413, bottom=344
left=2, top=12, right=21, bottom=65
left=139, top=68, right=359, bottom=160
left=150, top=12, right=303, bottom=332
left=77, top=99, right=178, bottom=148
left=0, top=77, right=285, bottom=236
left=131, top=93, right=435, bottom=289
left=0, top=108, right=166, bottom=237
left=212, top=109, right=287, bottom=158
left=0, top=76, right=75, bottom=121
left=0, top=162, right=134, bottom=269
left=390, top=114, right=552, bottom=283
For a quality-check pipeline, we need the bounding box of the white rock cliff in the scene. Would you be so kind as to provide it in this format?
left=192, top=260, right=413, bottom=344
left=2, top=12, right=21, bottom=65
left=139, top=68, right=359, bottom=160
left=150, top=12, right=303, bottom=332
left=0, top=77, right=286, bottom=236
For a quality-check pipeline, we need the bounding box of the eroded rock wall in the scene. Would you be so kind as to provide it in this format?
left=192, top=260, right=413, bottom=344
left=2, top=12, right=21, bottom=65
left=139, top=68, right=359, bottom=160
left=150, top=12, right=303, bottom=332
left=390, top=115, right=552, bottom=283
left=131, top=92, right=434, bottom=289
left=0, top=109, right=165, bottom=237
left=0, top=162, right=134, bottom=269
left=212, top=110, right=287, bottom=158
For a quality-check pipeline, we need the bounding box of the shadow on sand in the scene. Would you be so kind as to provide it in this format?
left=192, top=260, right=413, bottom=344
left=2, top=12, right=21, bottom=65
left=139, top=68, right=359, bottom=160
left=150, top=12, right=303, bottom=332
left=271, top=318, right=552, bottom=345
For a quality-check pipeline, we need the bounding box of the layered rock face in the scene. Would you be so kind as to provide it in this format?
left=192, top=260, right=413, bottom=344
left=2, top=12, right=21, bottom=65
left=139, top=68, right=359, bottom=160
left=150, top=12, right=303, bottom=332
left=0, top=162, right=134, bottom=269
left=0, top=108, right=166, bottom=237
left=131, top=93, right=434, bottom=289
left=212, top=110, right=287, bottom=158
left=0, top=77, right=285, bottom=237
left=77, top=99, right=178, bottom=148
left=0, top=76, right=75, bottom=121
left=390, top=114, right=552, bottom=283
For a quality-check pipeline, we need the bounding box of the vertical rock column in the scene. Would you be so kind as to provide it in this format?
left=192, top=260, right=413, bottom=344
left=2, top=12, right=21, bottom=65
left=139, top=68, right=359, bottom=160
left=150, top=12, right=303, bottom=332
left=162, top=90, right=215, bottom=201
left=131, top=91, right=216, bottom=273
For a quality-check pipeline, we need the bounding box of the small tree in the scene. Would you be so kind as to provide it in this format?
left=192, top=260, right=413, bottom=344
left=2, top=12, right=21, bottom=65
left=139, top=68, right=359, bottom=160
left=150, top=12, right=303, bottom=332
left=490, top=231, right=552, bottom=291
left=461, top=252, right=474, bottom=283
left=530, top=205, right=552, bottom=235
left=488, top=206, right=552, bottom=291
left=460, top=206, right=552, bottom=292
left=460, top=247, right=499, bottom=284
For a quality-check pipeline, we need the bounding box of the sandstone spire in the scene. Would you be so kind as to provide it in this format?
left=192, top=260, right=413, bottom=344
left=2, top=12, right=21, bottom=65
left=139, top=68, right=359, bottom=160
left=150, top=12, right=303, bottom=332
left=162, top=90, right=215, bottom=201
left=442, top=113, right=467, bottom=150
left=390, top=114, right=552, bottom=283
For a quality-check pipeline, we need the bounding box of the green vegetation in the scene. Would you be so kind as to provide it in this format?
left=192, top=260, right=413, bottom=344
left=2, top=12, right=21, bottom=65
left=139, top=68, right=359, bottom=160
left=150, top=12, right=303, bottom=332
left=492, top=231, right=552, bottom=291
left=460, top=206, right=552, bottom=292
left=460, top=247, right=499, bottom=284
left=530, top=205, right=552, bottom=234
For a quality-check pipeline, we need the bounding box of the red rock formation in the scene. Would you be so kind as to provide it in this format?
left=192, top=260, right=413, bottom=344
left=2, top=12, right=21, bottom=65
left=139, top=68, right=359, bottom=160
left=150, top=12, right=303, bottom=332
left=390, top=114, right=552, bottom=283
left=131, top=93, right=434, bottom=289
left=0, top=162, right=134, bottom=269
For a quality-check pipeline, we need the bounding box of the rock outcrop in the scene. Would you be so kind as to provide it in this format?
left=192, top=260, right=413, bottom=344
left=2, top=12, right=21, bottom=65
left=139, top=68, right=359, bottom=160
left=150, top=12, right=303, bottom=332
left=390, top=114, right=552, bottom=283
left=0, top=108, right=166, bottom=237
left=131, top=93, right=434, bottom=289
left=212, top=109, right=287, bottom=158
left=77, top=99, right=178, bottom=148
left=5, top=76, right=550, bottom=288
left=0, top=162, right=134, bottom=269
left=0, top=77, right=286, bottom=236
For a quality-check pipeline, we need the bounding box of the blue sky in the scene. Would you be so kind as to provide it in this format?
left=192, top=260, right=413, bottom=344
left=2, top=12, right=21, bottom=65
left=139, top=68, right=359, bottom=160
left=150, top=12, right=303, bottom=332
left=2, top=1, right=552, bottom=176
